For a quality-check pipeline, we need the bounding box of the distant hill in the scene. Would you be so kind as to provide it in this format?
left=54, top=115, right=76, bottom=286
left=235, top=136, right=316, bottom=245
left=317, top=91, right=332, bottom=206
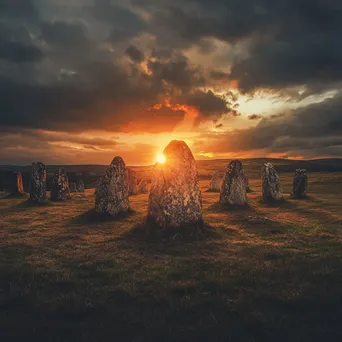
left=1, top=159, right=342, bottom=190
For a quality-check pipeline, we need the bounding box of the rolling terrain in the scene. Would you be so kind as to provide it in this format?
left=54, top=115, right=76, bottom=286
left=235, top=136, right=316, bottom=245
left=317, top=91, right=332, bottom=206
left=1, top=159, right=342, bottom=341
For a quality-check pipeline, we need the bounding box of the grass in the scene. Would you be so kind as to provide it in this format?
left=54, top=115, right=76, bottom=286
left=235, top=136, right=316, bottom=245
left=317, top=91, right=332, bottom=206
left=1, top=172, right=342, bottom=341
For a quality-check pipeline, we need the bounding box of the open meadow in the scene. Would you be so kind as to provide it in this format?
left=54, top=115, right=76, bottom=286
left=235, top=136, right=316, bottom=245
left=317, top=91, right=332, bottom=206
left=1, top=165, right=342, bottom=341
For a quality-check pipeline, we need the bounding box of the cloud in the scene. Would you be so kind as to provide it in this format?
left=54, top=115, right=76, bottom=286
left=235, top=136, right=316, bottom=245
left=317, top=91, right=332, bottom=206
left=92, top=0, right=147, bottom=42
left=248, top=114, right=263, bottom=120
left=0, top=0, right=342, bottom=162
left=125, top=44, right=144, bottom=62
left=194, top=92, right=342, bottom=157
left=41, top=21, right=90, bottom=49
left=0, top=25, right=44, bottom=63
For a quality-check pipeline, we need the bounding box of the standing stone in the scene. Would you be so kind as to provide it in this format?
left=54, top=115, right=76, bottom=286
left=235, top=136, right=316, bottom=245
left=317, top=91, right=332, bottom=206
left=95, top=156, right=130, bottom=216
left=6, top=172, right=24, bottom=196
left=148, top=140, right=202, bottom=228
left=293, top=169, right=308, bottom=198
left=208, top=170, right=221, bottom=192
left=261, top=163, right=283, bottom=203
left=220, top=160, right=247, bottom=206
left=127, top=168, right=138, bottom=195
left=77, top=179, right=85, bottom=193
left=30, top=162, right=46, bottom=203
left=13, top=172, right=24, bottom=196
left=69, top=182, right=77, bottom=193
left=137, top=179, right=148, bottom=194
left=50, top=168, right=70, bottom=201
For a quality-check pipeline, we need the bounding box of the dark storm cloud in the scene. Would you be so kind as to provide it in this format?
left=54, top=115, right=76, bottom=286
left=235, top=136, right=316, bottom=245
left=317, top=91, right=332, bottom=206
left=148, top=55, right=206, bottom=91
left=1, top=0, right=342, bottom=161
left=92, top=0, right=147, bottom=42
left=135, top=0, right=342, bottom=95
left=0, top=26, right=44, bottom=63
left=41, top=21, right=90, bottom=49
left=0, top=0, right=39, bottom=23
left=125, top=44, right=144, bottom=62
left=179, top=90, right=232, bottom=120
left=248, top=114, right=263, bottom=120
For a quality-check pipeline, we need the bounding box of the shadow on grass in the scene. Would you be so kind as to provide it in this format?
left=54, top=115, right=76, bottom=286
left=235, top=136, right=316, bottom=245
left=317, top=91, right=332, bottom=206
left=259, top=197, right=296, bottom=208
left=71, top=208, right=137, bottom=225
left=207, top=201, right=255, bottom=214
left=120, top=217, right=218, bottom=243
left=0, top=198, right=54, bottom=215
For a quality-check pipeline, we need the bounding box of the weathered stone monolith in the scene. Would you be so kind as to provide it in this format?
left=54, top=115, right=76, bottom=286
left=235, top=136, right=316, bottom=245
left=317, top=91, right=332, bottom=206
left=7, top=172, right=24, bottom=196
left=261, top=163, right=283, bottom=203
left=69, top=182, right=77, bottom=193
left=30, top=162, right=46, bottom=203
left=77, top=179, right=85, bottom=193
left=293, top=169, right=307, bottom=198
left=127, top=168, right=138, bottom=195
left=0, top=171, right=24, bottom=195
left=208, top=170, right=220, bottom=192
left=148, top=140, right=202, bottom=228
left=220, top=160, right=247, bottom=206
left=137, top=179, right=148, bottom=194
left=50, top=168, right=70, bottom=201
left=95, top=156, right=130, bottom=216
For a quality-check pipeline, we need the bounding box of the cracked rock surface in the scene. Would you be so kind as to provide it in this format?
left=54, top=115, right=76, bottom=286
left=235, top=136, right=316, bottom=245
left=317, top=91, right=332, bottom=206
left=148, top=140, right=203, bottom=228
left=95, top=157, right=130, bottom=216
left=220, top=160, right=247, bottom=206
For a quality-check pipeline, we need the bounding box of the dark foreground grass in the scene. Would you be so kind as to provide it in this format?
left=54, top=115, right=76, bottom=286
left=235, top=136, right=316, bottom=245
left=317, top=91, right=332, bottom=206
left=1, top=173, right=342, bottom=341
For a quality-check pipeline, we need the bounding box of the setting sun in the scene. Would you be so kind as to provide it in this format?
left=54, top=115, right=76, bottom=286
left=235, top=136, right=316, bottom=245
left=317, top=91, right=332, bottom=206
left=156, top=153, right=166, bottom=164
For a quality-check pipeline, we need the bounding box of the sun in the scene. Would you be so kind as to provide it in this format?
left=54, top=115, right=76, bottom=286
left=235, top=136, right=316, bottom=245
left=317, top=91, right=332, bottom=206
left=156, top=153, right=166, bottom=164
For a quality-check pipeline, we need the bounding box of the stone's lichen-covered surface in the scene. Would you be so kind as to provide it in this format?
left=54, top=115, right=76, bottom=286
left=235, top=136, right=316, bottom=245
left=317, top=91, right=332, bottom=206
left=261, top=162, right=283, bottom=202
left=220, top=160, right=247, bottom=206
left=30, top=162, right=46, bottom=203
left=95, top=156, right=130, bottom=216
left=293, top=169, right=308, bottom=198
left=69, top=182, right=77, bottom=193
left=77, top=179, right=85, bottom=193
left=127, top=168, right=138, bottom=195
left=50, top=168, right=70, bottom=202
left=148, top=140, right=203, bottom=228
left=208, top=170, right=221, bottom=192
left=137, top=179, right=148, bottom=194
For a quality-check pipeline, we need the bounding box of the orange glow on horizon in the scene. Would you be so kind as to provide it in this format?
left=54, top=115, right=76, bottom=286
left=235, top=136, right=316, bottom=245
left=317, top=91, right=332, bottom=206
left=156, top=153, right=166, bottom=164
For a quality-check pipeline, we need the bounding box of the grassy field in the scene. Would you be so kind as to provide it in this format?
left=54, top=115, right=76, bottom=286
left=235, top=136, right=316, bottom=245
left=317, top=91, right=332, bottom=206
left=1, top=169, right=342, bottom=341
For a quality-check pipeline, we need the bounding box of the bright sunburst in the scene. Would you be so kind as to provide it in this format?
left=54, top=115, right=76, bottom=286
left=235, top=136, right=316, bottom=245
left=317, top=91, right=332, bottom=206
left=156, top=153, right=166, bottom=164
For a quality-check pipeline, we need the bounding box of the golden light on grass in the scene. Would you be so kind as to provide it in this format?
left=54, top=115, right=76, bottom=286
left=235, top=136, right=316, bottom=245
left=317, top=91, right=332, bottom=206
left=156, top=153, right=166, bottom=164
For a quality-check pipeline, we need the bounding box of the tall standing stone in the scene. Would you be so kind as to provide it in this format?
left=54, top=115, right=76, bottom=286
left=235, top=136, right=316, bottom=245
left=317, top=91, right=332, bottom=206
left=14, top=172, right=24, bottom=196
left=220, top=160, right=247, bottom=206
left=148, top=140, right=202, bottom=228
left=8, top=172, right=24, bottom=196
left=208, top=170, right=221, bottom=192
left=137, top=179, right=148, bottom=194
left=127, top=168, right=138, bottom=195
left=30, top=162, right=46, bottom=203
left=95, top=157, right=130, bottom=216
left=293, top=169, right=308, bottom=198
left=50, top=168, right=70, bottom=201
left=261, top=163, right=283, bottom=203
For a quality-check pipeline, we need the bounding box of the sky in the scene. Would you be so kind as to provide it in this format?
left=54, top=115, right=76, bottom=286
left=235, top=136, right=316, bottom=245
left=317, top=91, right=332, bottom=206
left=1, top=0, right=342, bottom=165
